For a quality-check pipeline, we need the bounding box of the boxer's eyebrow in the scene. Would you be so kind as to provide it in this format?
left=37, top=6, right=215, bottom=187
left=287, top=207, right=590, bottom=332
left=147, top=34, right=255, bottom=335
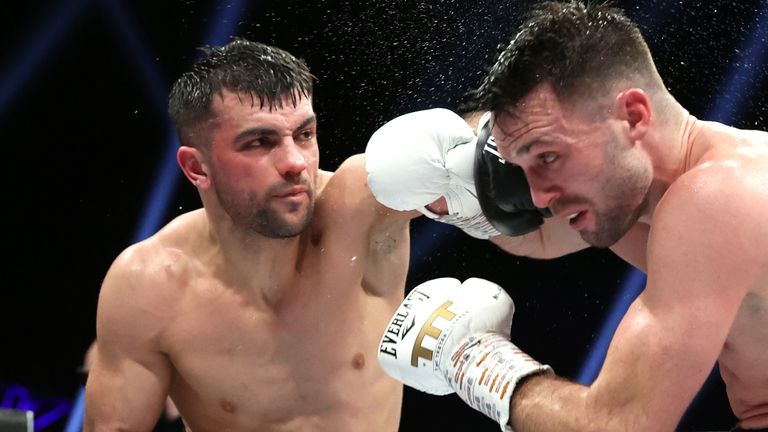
left=233, top=115, right=317, bottom=144
left=238, top=127, right=276, bottom=137
left=233, top=127, right=278, bottom=144
left=295, top=115, right=317, bottom=131
left=515, top=140, right=541, bottom=156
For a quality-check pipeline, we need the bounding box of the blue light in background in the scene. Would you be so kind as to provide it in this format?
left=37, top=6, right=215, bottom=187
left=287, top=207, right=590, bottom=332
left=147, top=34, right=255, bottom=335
left=35, top=400, right=73, bottom=432
left=98, top=0, right=173, bottom=113
left=98, top=0, right=187, bottom=242
left=204, top=0, right=249, bottom=48
left=61, top=1, right=251, bottom=429
left=1, top=385, right=33, bottom=411
left=709, top=2, right=768, bottom=124
left=131, top=131, right=183, bottom=243
left=0, top=385, right=72, bottom=432
left=97, top=0, right=251, bottom=244
left=126, top=0, right=250, bottom=244
left=0, top=0, right=91, bottom=117
left=62, top=387, right=85, bottom=432
left=576, top=268, right=646, bottom=384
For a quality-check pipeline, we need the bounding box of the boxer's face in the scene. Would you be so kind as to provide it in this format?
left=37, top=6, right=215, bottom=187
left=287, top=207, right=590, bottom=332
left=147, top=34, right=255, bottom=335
left=204, top=89, right=319, bottom=238
left=492, top=83, right=651, bottom=247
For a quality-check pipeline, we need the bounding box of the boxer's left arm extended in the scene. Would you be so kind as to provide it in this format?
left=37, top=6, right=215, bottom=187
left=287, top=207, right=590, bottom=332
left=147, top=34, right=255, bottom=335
left=84, top=248, right=172, bottom=431
left=364, top=108, right=591, bottom=260
left=365, top=108, right=503, bottom=240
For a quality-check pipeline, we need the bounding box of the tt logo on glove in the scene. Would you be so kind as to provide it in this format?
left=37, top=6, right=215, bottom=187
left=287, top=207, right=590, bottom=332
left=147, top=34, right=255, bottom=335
left=411, top=301, right=456, bottom=366
left=379, top=299, right=457, bottom=367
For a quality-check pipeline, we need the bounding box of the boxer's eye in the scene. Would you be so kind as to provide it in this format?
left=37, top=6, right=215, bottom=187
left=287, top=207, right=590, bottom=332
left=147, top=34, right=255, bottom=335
left=243, top=137, right=276, bottom=150
left=297, top=129, right=316, bottom=141
left=538, top=152, right=558, bottom=165
left=247, top=138, right=268, bottom=147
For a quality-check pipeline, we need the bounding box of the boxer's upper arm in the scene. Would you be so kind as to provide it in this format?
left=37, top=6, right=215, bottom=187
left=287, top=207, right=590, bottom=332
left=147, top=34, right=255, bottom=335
left=85, top=248, right=171, bottom=431
left=331, top=153, right=420, bottom=241
left=325, top=154, right=415, bottom=298
left=584, top=172, right=753, bottom=429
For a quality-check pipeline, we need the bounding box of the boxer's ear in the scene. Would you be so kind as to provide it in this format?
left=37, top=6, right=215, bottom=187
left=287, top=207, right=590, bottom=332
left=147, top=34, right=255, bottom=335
left=177, top=146, right=211, bottom=189
left=614, top=88, right=650, bottom=142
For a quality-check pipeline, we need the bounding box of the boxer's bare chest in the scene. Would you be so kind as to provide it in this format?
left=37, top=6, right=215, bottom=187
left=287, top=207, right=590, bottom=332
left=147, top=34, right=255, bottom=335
left=158, top=240, right=402, bottom=430
left=719, top=282, right=768, bottom=422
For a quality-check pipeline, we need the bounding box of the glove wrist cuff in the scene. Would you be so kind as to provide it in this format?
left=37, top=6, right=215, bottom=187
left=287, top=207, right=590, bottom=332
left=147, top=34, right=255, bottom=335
left=446, top=333, right=551, bottom=432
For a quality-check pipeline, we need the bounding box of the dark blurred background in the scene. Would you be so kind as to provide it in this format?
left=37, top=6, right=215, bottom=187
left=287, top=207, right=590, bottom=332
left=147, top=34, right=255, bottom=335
left=2, top=0, right=766, bottom=430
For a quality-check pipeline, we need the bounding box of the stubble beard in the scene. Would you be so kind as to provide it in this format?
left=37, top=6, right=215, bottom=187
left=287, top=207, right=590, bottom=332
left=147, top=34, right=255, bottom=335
left=580, top=143, right=651, bottom=248
left=216, top=182, right=315, bottom=239
left=581, top=196, right=645, bottom=248
left=249, top=197, right=314, bottom=238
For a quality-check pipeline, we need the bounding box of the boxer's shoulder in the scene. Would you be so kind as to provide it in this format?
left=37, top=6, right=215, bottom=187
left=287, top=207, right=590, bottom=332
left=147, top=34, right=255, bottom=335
left=662, top=156, right=755, bottom=215
left=103, top=215, right=202, bottom=313
left=315, top=154, right=368, bottom=208
left=98, top=241, right=181, bottom=346
left=309, top=156, right=378, bottom=239
left=648, top=147, right=766, bottom=278
left=692, top=122, right=768, bottom=185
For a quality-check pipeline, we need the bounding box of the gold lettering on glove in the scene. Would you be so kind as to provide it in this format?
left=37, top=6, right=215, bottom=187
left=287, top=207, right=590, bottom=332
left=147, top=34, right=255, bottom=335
left=411, top=301, right=456, bottom=366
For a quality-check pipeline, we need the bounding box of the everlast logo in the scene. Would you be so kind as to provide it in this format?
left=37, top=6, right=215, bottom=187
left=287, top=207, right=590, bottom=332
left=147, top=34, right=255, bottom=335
left=379, top=288, right=431, bottom=359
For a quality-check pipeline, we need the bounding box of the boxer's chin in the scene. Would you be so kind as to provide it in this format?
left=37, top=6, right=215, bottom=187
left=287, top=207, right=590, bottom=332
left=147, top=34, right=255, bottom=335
left=250, top=202, right=314, bottom=239
left=581, top=205, right=639, bottom=248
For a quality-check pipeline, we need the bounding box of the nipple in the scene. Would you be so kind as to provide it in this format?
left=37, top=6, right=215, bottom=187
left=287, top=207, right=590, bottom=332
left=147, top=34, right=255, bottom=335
left=220, top=399, right=237, bottom=414
left=352, top=352, right=366, bottom=370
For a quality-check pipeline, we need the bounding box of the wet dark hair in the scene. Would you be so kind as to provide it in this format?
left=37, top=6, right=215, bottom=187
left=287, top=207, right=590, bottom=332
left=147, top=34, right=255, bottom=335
left=168, top=37, right=315, bottom=147
left=470, top=1, right=660, bottom=118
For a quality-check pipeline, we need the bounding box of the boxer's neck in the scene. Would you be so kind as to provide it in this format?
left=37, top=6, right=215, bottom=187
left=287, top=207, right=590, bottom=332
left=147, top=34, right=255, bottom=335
left=636, top=103, right=697, bottom=223
left=204, top=212, right=308, bottom=301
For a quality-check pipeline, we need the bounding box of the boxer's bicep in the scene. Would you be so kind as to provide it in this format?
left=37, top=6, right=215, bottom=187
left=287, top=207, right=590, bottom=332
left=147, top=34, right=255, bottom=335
left=328, top=154, right=413, bottom=297
left=85, top=255, right=171, bottom=431
left=333, top=153, right=415, bottom=249
left=84, top=346, right=170, bottom=432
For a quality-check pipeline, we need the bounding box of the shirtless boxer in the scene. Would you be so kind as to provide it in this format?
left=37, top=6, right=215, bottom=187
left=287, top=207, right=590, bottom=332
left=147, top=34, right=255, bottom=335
left=366, top=2, right=768, bottom=430
left=82, top=38, right=501, bottom=432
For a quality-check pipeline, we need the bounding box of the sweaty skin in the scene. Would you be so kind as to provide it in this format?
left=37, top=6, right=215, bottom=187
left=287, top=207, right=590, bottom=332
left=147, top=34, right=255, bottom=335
left=84, top=91, right=415, bottom=432
left=491, top=83, right=768, bottom=431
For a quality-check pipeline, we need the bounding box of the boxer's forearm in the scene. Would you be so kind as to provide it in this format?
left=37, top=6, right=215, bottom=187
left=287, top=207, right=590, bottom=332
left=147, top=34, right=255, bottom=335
left=509, top=374, right=590, bottom=431
left=509, top=374, right=647, bottom=432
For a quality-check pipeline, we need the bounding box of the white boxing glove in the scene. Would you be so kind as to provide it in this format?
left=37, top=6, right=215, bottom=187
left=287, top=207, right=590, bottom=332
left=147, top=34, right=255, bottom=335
left=378, top=277, right=551, bottom=431
left=365, top=108, right=501, bottom=239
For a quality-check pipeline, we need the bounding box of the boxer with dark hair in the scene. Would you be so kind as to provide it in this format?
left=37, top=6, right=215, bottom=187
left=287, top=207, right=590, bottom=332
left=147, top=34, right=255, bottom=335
left=85, top=38, right=422, bottom=432
left=371, top=2, right=768, bottom=431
